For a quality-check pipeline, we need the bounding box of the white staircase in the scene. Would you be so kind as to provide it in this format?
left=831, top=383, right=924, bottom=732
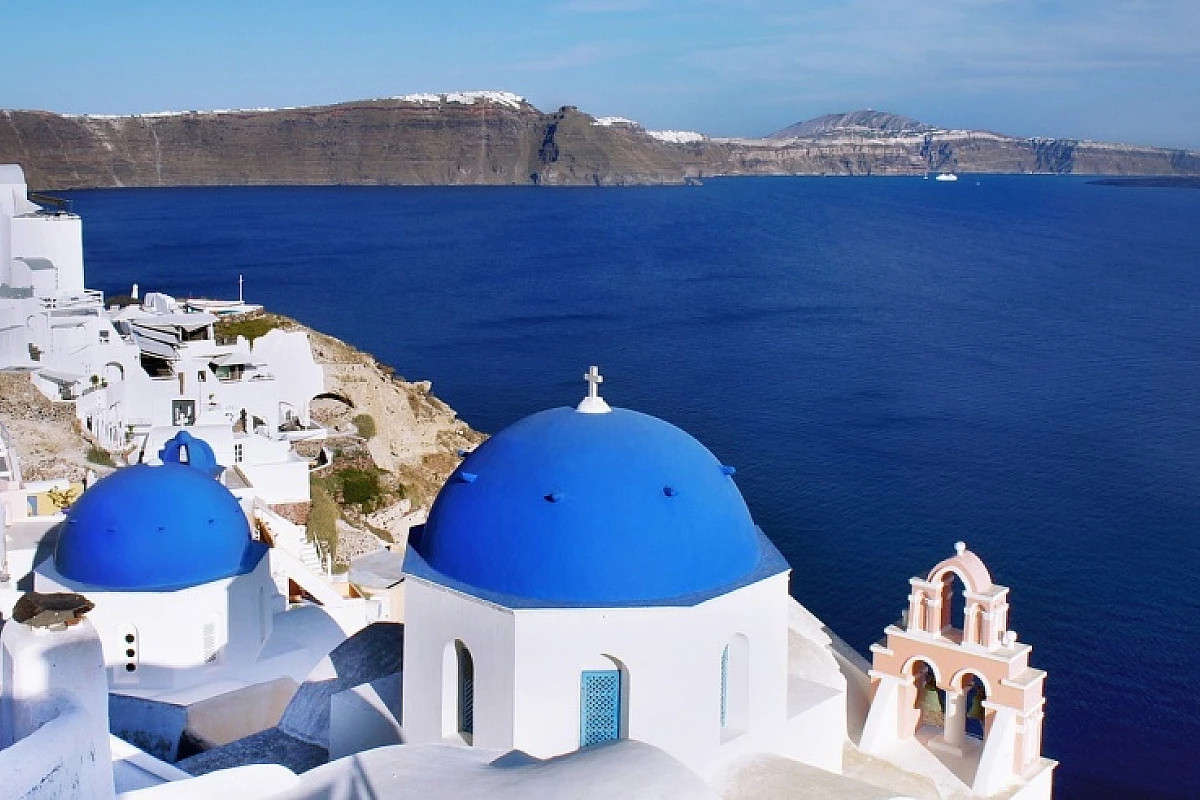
left=252, top=500, right=325, bottom=578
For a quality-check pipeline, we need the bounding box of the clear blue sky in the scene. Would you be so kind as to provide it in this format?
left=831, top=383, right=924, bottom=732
left=5, top=0, right=1197, bottom=148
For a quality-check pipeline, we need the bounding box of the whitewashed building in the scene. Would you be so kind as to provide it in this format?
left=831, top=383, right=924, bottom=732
left=0, top=164, right=324, bottom=508
left=0, top=369, right=1055, bottom=798
left=400, top=370, right=845, bottom=779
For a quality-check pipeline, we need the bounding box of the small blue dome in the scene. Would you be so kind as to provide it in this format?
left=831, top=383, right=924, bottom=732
left=419, top=407, right=761, bottom=604
left=55, top=463, right=266, bottom=591
left=159, top=430, right=222, bottom=478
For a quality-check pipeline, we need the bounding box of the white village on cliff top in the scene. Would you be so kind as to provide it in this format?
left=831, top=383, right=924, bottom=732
left=0, top=165, right=1055, bottom=799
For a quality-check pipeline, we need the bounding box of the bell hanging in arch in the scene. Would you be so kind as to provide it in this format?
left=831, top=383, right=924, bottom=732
left=968, top=689, right=986, bottom=720
left=919, top=681, right=944, bottom=714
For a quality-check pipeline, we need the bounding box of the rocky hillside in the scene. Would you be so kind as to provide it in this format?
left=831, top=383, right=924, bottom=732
left=0, top=372, right=115, bottom=483
left=3, top=96, right=1197, bottom=187
left=298, top=317, right=484, bottom=512
left=214, top=312, right=484, bottom=568
left=769, top=110, right=935, bottom=139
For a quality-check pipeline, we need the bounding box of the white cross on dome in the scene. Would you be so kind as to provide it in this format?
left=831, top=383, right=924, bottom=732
left=577, top=365, right=611, bottom=414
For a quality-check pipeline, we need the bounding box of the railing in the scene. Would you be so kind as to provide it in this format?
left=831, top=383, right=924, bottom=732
left=252, top=499, right=329, bottom=579
left=38, top=289, right=104, bottom=310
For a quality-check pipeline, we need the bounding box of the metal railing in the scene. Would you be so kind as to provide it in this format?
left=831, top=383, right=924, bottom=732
left=38, top=289, right=104, bottom=310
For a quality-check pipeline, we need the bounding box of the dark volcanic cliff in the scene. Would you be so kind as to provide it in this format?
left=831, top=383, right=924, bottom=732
left=2, top=98, right=1197, bottom=189
left=0, top=98, right=710, bottom=189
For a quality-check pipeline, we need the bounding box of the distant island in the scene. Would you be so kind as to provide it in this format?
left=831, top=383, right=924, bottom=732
left=3, top=92, right=1197, bottom=189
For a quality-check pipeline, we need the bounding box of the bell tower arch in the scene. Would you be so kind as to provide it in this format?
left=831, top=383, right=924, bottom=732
left=859, top=543, right=1053, bottom=797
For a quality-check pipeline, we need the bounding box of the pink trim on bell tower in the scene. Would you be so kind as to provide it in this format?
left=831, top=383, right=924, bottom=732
left=859, top=543, right=1055, bottom=797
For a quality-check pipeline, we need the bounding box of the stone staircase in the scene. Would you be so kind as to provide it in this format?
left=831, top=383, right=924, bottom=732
left=253, top=500, right=325, bottom=577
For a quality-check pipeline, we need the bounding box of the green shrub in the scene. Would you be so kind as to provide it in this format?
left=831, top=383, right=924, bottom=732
left=340, top=467, right=382, bottom=509
left=306, top=481, right=339, bottom=561
left=215, top=315, right=281, bottom=343
left=86, top=446, right=116, bottom=467
left=352, top=413, right=377, bottom=440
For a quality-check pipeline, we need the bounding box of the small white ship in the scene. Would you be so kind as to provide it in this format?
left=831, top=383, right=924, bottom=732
left=934, top=172, right=959, bottom=182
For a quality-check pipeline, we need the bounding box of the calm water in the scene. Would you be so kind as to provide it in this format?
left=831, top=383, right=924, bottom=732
left=66, top=177, right=1200, bottom=798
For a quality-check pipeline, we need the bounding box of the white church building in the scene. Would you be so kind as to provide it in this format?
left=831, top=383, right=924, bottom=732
left=401, top=369, right=842, bottom=778
left=1, top=369, right=1056, bottom=798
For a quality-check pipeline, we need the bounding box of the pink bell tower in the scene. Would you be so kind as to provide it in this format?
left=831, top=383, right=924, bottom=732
left=859, top=543, right=1056, bottom=797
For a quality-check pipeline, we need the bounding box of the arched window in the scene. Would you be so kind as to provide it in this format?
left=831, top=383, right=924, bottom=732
left=442, top=639, right=475, bottom=743
left=457, top=642, right=475, bottom=739
left=936, top=569, right=970, bottom=634
left=721, top=635, right=750, bottom=740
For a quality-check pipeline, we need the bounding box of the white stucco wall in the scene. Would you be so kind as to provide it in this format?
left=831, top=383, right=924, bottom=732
left=0, top=311, right=33, bottom=369
left=402, top=579, right=516, bottom=748
left=35, top=557, right=277, bottom=692
left=234, top=458, right=310, bottom=504
left=0, top=618, right=115, bottom=800
left=402, top=573, right=795, bottom=780
left=251, top=330, right=323, bottom=427
left=509, top=575, right=792, bottom=778
left=10, top=214, right=84, bottom=292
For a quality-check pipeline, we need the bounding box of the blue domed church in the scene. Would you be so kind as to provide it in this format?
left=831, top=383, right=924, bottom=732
left=35, top=431, right=279, bottom=690
left=400, top=369, right=847, bottom=778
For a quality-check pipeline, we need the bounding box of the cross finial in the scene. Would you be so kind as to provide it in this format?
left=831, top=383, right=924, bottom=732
left=585, top=366, right=603, bottom=398
left=577, top=365, right=611, bottom=414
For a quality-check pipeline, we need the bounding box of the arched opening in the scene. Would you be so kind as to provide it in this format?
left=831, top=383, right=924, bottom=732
left=103, top=361, right=124, bottom=384
left=908, top=658, right=944, bottom=735
left=936, top=569, right=970, bottom=638
left=721, top=634, right=750, bottom=740
left=312, top=391, right=355, bottom=408
left=949, top=669, right=991, bottom=745
left=441, top=639, right=475, bottom=744
left=579, top=654, right=628, bottom=747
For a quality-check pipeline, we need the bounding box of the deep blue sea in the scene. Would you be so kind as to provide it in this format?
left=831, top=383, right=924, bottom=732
left=64, top=177, right=1200, bottom=798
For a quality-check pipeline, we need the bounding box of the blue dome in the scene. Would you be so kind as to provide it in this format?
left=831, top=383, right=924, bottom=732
left=55, top=463, right=266, bottom=591
left=159, top=430, right=222, bottom=478
left=419, top=406, right=762, bottom=604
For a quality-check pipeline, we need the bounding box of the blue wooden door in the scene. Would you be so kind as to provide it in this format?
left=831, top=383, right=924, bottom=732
left=580, top=670, right=621, bottom=747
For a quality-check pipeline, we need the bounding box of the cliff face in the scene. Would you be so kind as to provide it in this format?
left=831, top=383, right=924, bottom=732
left=1, top=99, right=548, bottom=189
left=3, top=100, right=1197, bottom=189
left=715, top=131, right=1200, bottom=177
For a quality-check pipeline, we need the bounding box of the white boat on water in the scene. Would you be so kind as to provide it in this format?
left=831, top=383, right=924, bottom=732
left=934, top=172, right=959, bottom=182
left=184, top=274, right=263, bottom=316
